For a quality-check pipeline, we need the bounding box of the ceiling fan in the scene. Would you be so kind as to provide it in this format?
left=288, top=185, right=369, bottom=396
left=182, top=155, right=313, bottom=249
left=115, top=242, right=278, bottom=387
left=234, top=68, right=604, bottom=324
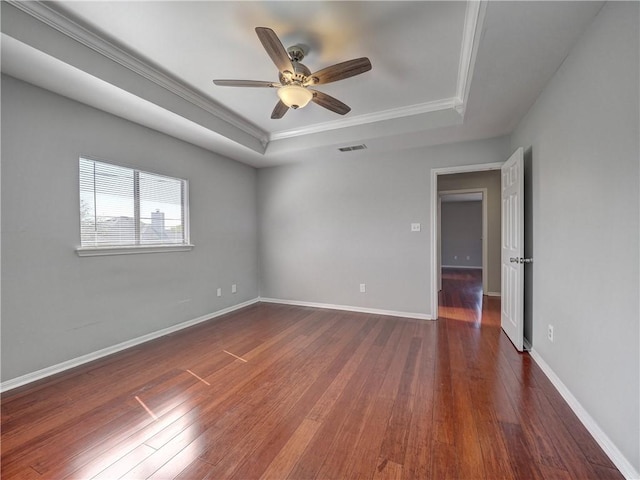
left=213, top=27, right=372, bottom=119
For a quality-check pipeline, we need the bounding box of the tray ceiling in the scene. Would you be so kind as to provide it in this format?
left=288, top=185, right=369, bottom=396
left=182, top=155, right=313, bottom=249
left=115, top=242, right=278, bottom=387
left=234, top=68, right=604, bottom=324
left=1, top=1, right=604, bottom=167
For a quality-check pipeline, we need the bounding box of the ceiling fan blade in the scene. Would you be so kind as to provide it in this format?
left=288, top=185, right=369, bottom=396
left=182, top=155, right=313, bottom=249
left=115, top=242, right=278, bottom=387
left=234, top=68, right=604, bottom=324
left=310, top=90, right=351, bottom=115
left=255, top=27, right=294, bottom=74
left=307, top=57, right=372, bottom=85
left=271, top=100, right=289, bottom=119
left=213, top=79, right=279, bottom=88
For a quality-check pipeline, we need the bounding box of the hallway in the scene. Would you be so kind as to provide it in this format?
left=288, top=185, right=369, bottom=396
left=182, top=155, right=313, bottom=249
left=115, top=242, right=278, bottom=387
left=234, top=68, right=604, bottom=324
left=439, top=267, right=500, bottom=327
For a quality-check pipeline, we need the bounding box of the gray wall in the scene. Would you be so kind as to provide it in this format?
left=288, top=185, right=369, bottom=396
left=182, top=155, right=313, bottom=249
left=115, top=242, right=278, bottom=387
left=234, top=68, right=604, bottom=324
left=1, top=75, right=259, bottom=381
left=440, top=201, right=482, bottom=268
left=438, top=170, right=501, bottom=293
left=511, top=2, right=639, bottom=471
left=258, top=136, right=511, bottom=316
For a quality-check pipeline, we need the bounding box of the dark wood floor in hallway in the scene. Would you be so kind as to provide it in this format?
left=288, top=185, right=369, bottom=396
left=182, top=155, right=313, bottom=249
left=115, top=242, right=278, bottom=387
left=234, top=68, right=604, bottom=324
left=1, top=269, right=622, bottom=479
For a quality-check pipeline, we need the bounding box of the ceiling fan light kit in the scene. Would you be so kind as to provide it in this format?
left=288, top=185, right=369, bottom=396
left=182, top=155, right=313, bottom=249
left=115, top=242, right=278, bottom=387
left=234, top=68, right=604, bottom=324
left=212, top=27, right=372, bottom=119
left=277, top=84, right=313, bottom=109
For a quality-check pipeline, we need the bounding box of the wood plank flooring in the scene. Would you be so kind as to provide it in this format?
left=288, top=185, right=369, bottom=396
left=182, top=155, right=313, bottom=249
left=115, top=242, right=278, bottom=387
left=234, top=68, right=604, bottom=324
left=1, top=268, right=622, bottom=479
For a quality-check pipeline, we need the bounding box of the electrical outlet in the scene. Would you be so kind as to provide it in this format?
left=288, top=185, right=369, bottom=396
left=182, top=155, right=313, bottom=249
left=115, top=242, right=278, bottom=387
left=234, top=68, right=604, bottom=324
left=217, top=288, right=222, bottom=297
left=232, top=284, right=237, bottom=294
left=548, top=325, right=554, bottom=342
left=411, top=223, right=421, bottom=232
left=359, top=283, right=366, bottom=293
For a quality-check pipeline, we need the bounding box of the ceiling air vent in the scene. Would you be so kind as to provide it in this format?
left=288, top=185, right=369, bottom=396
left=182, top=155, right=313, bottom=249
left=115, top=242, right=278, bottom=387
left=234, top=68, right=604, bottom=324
left=338, top=144, right=367, bottom=152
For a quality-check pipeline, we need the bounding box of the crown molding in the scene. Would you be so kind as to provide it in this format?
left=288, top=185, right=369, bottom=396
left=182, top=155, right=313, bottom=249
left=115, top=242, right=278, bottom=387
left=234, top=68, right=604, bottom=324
left=7, top=0, right=482, bottom=150
left=455, top=0, right=486, bottom=117
left=269, top=97, right=460, bottom=142
left=6, top=0, right=269, bottom=147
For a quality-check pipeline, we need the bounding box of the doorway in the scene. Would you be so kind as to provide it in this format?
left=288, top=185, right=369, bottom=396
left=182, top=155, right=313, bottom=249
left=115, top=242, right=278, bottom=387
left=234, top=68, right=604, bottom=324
left=429, top=163, right=503, bottom=320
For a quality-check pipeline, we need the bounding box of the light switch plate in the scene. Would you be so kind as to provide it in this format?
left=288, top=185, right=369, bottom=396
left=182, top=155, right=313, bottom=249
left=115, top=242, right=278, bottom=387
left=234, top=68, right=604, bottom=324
left=411, top=223, right=421, bottom=232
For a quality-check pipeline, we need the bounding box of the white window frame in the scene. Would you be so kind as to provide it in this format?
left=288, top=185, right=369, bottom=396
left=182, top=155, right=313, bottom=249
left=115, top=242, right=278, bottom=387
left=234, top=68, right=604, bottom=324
left=76, top=157, right=193, bottom=257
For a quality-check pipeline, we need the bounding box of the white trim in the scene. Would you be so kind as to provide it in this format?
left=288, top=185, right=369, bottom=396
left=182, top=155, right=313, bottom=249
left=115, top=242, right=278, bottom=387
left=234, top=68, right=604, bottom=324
left=76, top=244, right=194, bottom=257
left=455, top=1, right=486, bottom=117
left=436, top=162, right=505, bottom=175
left=0, top=298, right=259, bottom=393
left=269, top=98, right=459, bottom=141
left=485, top=291, right=501, bottom=297
left=441, top=265, right=482, bottom=269
left=431, top=168, right=439, bottom=319
left=6, top=0, right=269, bottom=146
left=259, top=297, right=433, bottom=321
left=523, top=338, right=532, bottom=352
left=437, top=196, right=442, bottom=290
left=430, top=162, right=503, bottom=320
left=529, top=349, right=639, bottom=480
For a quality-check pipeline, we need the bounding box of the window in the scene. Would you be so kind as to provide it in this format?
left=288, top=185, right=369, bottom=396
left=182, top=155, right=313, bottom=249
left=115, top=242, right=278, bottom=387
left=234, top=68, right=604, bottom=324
left=78, top=157, right=191, bottom=255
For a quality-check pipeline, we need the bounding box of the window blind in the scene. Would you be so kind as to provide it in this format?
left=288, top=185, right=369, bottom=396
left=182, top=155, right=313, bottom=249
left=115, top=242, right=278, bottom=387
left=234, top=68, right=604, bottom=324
left=79, top=158, right=188, bottom=248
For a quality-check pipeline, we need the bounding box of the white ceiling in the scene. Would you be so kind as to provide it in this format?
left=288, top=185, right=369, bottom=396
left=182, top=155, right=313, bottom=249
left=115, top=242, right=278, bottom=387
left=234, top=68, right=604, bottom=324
left=1, top=1, right=604, bottom=168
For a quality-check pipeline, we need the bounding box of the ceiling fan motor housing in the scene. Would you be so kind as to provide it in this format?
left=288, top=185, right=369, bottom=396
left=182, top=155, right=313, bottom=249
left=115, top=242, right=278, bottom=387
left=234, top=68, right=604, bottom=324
left=279, top=60, right=311, bottom=86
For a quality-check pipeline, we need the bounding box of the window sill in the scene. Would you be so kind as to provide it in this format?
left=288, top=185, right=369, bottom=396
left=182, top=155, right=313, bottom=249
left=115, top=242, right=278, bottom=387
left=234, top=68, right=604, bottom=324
left=76, top=244, right=194, bottom=257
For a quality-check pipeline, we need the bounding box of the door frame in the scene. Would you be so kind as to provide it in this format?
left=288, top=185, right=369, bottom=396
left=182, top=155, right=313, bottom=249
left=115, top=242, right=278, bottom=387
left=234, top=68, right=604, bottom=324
left=430, top=162, right=503, bottom=320
left=438, top=188, right=488, bottom=293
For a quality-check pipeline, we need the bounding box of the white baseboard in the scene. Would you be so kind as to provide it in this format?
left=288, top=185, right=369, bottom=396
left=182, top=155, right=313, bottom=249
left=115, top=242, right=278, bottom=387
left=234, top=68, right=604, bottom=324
left=529, top=349, right=639, bottom=480
left=485, top=291, right=501, bottom=297
left=0, top=298, right=260, bottom=393
left=259, top=297, right=433, bottom=321
left=441, top=265, right=483, bottom=269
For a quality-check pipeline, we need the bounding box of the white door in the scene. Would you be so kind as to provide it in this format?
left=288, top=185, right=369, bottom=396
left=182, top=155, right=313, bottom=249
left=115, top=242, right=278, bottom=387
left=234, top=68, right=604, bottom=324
left=501, top=148, right=524, bottom=351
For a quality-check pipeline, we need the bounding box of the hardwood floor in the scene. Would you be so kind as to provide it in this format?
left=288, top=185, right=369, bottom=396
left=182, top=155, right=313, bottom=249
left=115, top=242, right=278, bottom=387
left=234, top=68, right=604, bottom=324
left=1, top=270, right=622, bottom=479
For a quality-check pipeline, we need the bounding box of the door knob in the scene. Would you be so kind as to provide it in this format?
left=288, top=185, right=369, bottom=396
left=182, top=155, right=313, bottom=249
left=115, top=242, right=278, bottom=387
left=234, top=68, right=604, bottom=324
left=510, top=257, right=533, bottom=264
